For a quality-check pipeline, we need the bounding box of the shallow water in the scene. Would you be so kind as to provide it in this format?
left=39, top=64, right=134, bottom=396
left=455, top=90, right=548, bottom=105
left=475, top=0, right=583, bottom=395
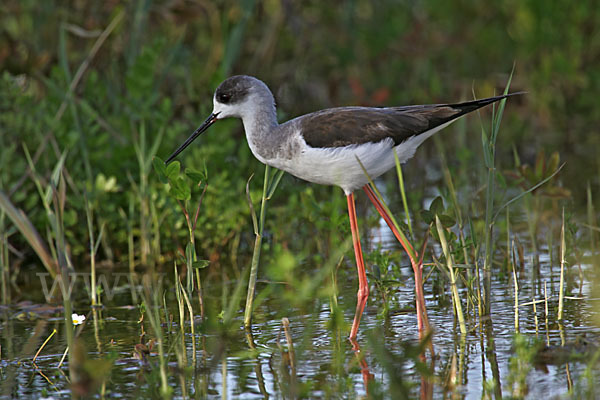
left=2, top=247, right=598, bottom=399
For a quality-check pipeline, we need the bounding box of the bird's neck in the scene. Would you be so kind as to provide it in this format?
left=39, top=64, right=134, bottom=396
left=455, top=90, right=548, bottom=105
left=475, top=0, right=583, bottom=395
left=241, top=102, right=279, bottom=163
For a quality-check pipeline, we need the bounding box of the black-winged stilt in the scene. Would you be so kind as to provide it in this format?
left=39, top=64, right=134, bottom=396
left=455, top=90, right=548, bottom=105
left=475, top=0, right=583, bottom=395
left=166, top=75, right=520, bottom=340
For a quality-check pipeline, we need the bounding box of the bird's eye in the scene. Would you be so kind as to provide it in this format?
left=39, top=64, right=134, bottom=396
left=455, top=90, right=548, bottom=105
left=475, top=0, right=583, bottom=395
left=218, top=93, right=231, bottom=103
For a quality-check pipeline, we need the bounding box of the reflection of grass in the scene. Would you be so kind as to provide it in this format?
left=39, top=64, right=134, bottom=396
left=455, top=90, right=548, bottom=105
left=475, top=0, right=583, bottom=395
left=506, top=333, right=535, bottom=398
left=140, top=275, right=171, bottom=398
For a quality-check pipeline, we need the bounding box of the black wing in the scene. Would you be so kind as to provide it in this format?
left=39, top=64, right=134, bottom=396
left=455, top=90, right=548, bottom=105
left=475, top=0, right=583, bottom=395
left=297, top=93, right=522, bottom=148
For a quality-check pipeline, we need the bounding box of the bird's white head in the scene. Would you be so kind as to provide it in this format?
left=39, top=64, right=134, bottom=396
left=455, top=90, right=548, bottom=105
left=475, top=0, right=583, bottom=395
left=212, top=75, right=275, bottom=120
left=165, top=75, right=275, bottom=164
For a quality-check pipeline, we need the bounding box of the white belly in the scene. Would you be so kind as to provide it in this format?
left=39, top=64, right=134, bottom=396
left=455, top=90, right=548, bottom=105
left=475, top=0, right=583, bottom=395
left=262, top=119, right=454, bottom=194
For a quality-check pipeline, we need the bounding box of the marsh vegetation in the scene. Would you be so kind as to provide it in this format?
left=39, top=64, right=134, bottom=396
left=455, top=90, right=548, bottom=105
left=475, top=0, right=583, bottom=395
left=0, top=1, right=599, bottom=398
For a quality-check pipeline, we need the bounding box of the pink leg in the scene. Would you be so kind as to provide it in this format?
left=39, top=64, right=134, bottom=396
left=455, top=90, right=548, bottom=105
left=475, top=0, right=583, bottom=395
left=347, top=193, right=369, bottom=340
left=349, top=338, right=374, bottom=392
left=362, top=185, right=429, bottom=336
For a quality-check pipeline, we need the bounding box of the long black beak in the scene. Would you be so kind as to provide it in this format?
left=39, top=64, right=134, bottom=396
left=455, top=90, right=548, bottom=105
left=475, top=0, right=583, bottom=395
left=165, top=112, right=220, bottom=164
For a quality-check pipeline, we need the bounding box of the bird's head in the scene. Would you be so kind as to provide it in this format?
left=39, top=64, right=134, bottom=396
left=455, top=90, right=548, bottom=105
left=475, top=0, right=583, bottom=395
left=165, top=75, right=274, bottom=164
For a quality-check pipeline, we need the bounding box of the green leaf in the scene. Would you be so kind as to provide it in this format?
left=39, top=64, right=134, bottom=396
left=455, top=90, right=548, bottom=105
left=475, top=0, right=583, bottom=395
left=185, top=168, right=206, bottom=183
left=166, top=161, right=181, bottom=181
left=266, top=168, right=285, bottom=198
left=169, top=176, right=191, bottom=200
left=468, top=216, right=478, bottom=248
left=420, top=210, right=434, bottom=224
left=481, top=130, right=490, bottom=167
left=429, top=196, right=444, bottom=215
left=491, top=65, right=514, bottom=142
left=152, top=157, right=168, bottom=183
left=45, top=151, right=68, bottom=204
left=438, top=214, right=456, bottom=228
left=192, top=260, right=210, bottom=269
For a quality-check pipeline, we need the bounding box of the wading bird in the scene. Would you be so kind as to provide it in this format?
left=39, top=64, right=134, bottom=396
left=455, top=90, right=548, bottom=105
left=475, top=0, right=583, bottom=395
left=166, top=75, right=519, bottom=340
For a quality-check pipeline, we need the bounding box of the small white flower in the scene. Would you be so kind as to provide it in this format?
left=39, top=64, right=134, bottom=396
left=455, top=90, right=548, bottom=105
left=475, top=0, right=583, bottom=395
left=71, top=313, right=86, bottom=325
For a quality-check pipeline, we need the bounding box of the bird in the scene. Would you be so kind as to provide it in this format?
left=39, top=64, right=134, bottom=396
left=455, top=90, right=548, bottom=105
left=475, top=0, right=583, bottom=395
left=166, top=75, right=521, bottom=340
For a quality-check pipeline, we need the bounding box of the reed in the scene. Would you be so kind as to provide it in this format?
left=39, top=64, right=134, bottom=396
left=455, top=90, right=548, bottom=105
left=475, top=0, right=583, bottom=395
left=33, top=329, right=57, bottom=364
left=243, top=164, right=284, bottom=328
left=480, top=69, right=514, bottom=315
left=133, top=122, right=164, bottom=268
left=544, top=280, right=550, bottom=345
left=0, top=189, right=58, bottom=278
left=394, top=155, right=414, bottom=238
left=435, top=215, right=467, bottom=335
left=84, top=193, right=105, bottom=306
left=587, top=182, right=597, bottom=255
left=173, top=264, right=186, bottom=366
left=511, top=240, right=519, bottom=332
left=435, top=135, right=472, bottom=276
left=177, top=263, right=197, bottom=364
left=558, top=208, right=566, bottom=321
left=178, top=174, right=208, bottom=317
